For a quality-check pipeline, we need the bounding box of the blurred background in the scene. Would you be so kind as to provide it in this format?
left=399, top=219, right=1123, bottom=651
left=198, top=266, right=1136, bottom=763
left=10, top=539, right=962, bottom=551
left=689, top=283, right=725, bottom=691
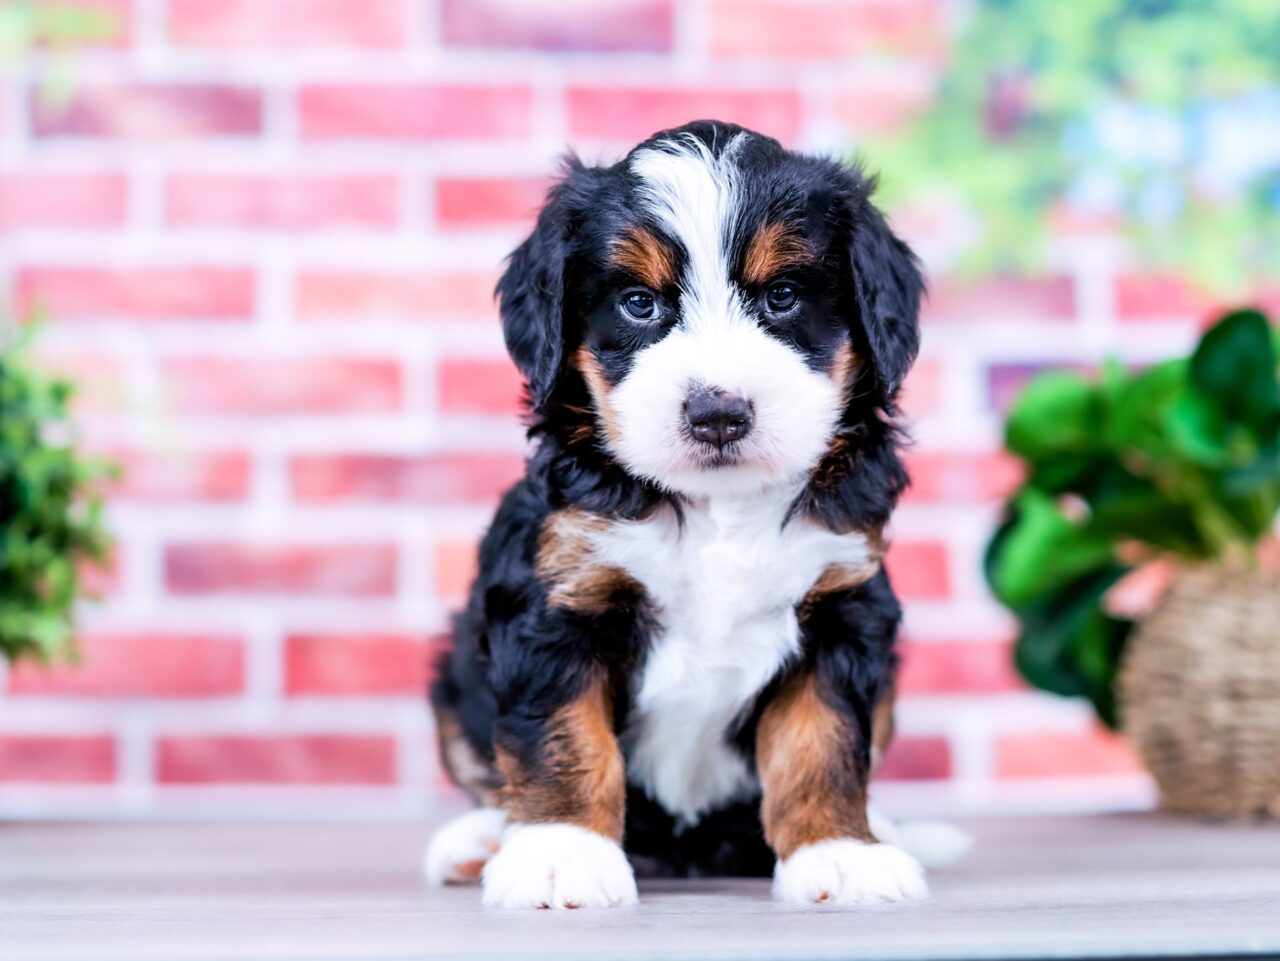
left=1, top=0, right=1276, bottom=821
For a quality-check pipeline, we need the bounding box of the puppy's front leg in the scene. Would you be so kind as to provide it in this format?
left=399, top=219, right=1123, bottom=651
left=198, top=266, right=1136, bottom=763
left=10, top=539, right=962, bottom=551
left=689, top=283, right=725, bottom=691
left=483, top=674, right=636, bottom=909
left=758, top=670, right=927, bottom=905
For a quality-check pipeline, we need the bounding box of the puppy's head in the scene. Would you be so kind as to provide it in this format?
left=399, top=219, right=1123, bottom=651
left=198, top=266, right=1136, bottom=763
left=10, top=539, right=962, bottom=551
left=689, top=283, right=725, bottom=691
left=499, top=120, right=921, bottom=500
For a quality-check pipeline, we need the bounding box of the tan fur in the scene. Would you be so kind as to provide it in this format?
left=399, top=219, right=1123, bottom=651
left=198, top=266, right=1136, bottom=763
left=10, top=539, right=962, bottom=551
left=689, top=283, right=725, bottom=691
left=757, top=672, right=874, bottom=860
left=798, top=530, right=886, bottom=614
left=433, top=699, right=503, bottom=807
left=496, top=676, right=625, bottom=840
left=610, top=226, right=677, bottom=290
left=742, top=222, right=813, bottom=285
left=573, top=346, right=624, bottom=446
left=537, top=508, right=639, bottom=614
left=830, top=339, right=860, bottom=391
left=871, top=685, right=896, bottom=773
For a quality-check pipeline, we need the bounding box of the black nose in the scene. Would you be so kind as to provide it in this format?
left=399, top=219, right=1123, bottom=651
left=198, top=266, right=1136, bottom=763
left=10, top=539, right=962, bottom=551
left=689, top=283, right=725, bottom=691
left=684, top=388, right=753, bottom=450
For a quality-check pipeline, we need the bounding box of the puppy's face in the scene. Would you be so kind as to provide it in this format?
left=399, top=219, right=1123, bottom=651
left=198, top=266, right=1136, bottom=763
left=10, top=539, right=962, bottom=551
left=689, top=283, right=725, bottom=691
left=500, top=122, right=921, bottom=501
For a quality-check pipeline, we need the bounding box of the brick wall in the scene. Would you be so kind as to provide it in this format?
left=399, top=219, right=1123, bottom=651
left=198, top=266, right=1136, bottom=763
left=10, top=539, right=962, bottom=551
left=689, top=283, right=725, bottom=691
left=0, top=0, right=1183, bottom=820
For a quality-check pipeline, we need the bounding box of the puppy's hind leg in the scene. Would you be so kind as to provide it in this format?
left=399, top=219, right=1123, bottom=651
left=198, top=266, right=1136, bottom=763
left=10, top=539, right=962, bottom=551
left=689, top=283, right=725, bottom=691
left=424, top=808, right=508, bottom=885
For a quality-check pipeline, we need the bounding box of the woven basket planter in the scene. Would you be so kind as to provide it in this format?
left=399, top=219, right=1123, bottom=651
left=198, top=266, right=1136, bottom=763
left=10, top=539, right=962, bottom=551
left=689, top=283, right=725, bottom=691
left=1119, top=563, right=1280, bottom=819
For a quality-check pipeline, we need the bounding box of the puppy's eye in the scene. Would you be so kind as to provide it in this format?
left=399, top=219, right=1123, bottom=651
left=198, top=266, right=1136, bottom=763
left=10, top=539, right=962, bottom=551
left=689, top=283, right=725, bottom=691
left=764, top=283, right=798, bottom=314
left=620, top=290, right=659, bottom=323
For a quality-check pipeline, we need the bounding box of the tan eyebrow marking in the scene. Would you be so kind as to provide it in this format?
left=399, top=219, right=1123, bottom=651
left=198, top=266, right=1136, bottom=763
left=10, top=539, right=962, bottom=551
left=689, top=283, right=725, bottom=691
left=742, top=222, right=813, bottom=285
left=609, top=227, right=677, bottom=289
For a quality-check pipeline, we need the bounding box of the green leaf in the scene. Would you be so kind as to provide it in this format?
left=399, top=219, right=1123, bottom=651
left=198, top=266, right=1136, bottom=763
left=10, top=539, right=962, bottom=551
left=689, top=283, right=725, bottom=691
left=1006, top=371, right=1100, bottom=464
left=1012, top=566, right=1133, bottom=729
left=1165, top=391, right=1231, bottom=466
left=1103, top=359, right=1186, bottom=458
left=1190, top=309, right=1280, bottom=431
left=990, top=489, right=1114, bottom=607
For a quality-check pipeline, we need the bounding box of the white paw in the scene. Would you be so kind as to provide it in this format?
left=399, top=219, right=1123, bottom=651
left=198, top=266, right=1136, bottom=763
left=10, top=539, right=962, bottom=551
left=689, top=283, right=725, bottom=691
left=482, top=823, right=638, bottom=909
left=424, top=808, right=507, bottom=885
left=773, top=839, right=928, bottom=905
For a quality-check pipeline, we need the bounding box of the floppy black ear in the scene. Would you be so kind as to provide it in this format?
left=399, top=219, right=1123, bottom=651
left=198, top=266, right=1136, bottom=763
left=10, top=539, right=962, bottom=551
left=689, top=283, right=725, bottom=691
left=846, top=197, right=923, bottom=402
left=497, top=161, right=591, bottom=411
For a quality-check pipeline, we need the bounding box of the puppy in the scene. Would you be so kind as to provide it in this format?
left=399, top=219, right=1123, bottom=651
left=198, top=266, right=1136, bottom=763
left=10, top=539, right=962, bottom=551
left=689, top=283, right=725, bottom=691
left=426, top=120, right=925, bottom=909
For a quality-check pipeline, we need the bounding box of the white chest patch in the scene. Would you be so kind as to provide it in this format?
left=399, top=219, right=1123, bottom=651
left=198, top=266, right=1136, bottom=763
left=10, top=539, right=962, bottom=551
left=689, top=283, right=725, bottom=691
left=588, top=490, right=876, bottom=826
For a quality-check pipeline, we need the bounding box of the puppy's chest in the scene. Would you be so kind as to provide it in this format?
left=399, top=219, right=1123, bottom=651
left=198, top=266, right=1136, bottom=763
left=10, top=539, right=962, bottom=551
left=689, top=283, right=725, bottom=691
left=588, top=501, right=875, bottom=825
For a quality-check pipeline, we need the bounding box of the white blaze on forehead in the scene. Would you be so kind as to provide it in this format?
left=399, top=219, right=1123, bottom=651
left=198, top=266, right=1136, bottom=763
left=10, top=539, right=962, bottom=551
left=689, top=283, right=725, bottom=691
left=629, top=132, right=747, bottom=330
left=613, top=130, right=845, bottom=500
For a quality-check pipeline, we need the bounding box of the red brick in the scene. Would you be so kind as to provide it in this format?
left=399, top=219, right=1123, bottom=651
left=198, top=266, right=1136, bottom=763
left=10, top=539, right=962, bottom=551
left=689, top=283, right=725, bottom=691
left=438, top=357, right=524, bottom=415
left=0, top=172, right=127, bottom=228
left=295, top=269, right=496, bottom=321
left=435, top=176, right=550, bottom=230
left=924, top=275, right=1076, bottom=323
left=567, top=86, right=802, bottom=143
left=876, top=736, right=951, bottom=781
left=884, top=541, right=950, bottom=600
left=0, top=735, right=116, bottom=783
left=105, top=448, right=250, bottom=502
left=441, top=0, right=673, bottom=52
left=156, top=734, right=396, bottom=784
left=987, top=362, right=1096, bottom=415
left=897, top=640, right=1023, bottom=695
left=16, top=267, right=254, bottom=321
left=290, top=453, right=523, bottom=504
left=299, top=85, right=532, bottom=140
left=285, top=633, right=428, bottom=696
left=434, top=540, right=478, bottom=599
left=902, top=450, right=1023, bottom=504
left=997, top=729, right=1144, bottom=779
left=1115, top=273, right=1215, bottom=321
left=899, top=359, right=941, bottom=417
left=709, top=0, right=943, bottom=58
left=161, top=358, right=401, bottom=413
left=165, top=543, right=397, bottom=596
left=9, top=633, right=244, bottom=698
left=832, top=78, right=935, bottom=135
left=32, top=84, right=262, bottom=139
left=165, top=174, right=399, bottom=230
left=169, top=0, right=406, bottom=48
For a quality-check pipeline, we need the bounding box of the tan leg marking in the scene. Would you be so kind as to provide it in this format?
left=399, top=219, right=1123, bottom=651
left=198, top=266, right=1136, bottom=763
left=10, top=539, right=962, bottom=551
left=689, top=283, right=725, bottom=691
left=433, top=698, right=503, bottom=807
left=757, top=671, right=874, bottom=860
left=496, top=675, right=625, bottom=841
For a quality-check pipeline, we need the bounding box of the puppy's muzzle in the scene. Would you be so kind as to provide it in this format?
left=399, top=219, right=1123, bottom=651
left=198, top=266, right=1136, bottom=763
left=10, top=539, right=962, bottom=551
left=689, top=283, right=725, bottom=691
left=684, top=387, right=753, bottom=450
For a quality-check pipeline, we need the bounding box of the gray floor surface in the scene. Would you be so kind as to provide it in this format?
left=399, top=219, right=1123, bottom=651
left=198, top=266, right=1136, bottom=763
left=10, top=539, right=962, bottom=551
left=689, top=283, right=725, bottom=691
left=2, top=812, right=1279, bottom=961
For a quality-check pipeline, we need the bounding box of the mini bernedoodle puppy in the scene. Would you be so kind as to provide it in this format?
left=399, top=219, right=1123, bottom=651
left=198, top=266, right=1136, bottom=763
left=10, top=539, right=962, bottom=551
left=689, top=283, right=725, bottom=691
left=426, top=120, right=945, bottom=909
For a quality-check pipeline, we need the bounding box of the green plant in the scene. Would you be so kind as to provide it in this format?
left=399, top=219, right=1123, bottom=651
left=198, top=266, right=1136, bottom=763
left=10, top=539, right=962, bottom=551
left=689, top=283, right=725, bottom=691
left=986, top=309, right=1280, bottom=726
left=0, top=326, right=115, bottom=662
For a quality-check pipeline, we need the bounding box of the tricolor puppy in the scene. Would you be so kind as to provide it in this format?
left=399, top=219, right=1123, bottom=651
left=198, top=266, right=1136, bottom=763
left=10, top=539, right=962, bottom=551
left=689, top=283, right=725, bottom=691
left=426, top=120, right=926, bottom=909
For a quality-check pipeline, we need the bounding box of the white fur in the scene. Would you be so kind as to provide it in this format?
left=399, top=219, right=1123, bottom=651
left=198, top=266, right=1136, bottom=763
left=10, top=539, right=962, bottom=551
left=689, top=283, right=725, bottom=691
left=588, top=489, right=875, bottom=825
left=773, top=839, right=928, bottom=905
left=481, top=823, right=638, bottom=910
left=423, top=807, right=507, bottom=885
left=619, top=133, right=845, bottom=500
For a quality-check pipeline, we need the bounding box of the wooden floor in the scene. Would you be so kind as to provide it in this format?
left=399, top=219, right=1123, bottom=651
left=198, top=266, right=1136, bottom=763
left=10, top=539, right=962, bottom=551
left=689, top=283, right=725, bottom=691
left=3, top=812, right=1280, bottom=961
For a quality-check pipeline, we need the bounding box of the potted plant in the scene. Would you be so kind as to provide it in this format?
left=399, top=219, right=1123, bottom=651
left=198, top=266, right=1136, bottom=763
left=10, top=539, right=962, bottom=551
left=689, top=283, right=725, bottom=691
left=0, top=325, right=114, bottom=664
left=986, top=309, right=1280, bottom=818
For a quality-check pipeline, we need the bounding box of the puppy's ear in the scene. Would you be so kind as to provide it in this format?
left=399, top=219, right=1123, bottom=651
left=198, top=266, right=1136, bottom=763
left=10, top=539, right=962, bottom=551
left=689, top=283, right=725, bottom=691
left=497, top=159, right=593, bottom=411
left=845, top=187, right=923, bottom=402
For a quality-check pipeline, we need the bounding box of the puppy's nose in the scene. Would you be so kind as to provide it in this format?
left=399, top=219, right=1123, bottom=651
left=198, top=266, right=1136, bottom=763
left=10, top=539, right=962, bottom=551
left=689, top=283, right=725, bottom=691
left=684, top=388, right=753, bottom=450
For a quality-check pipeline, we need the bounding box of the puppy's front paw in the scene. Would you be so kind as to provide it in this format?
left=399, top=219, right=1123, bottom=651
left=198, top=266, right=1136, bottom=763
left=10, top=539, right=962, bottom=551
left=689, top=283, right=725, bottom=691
left=482, top=823, right=638, bottom=909
left=774, top=839, right=928, bottom=905
left=424, top=807, right=507, bottom=885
